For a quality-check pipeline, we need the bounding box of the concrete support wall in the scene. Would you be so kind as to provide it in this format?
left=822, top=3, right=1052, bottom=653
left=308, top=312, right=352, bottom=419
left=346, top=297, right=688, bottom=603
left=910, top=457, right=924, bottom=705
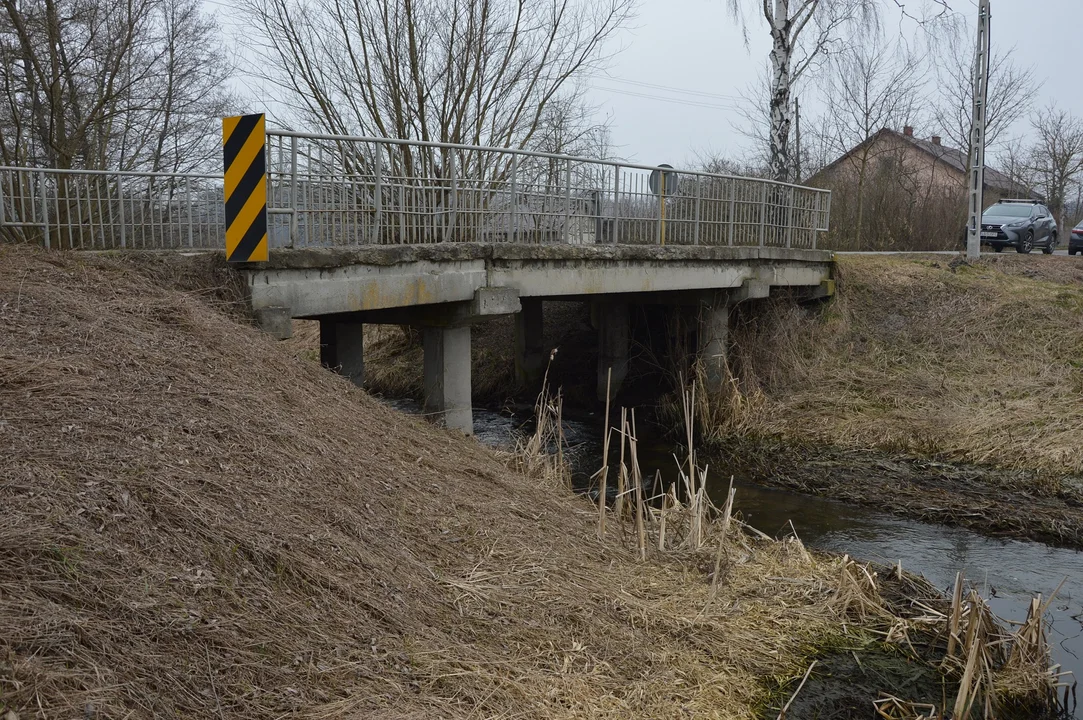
left=254, top=306, right=292, bottom=340
left=514, top=299, right=546, bottom=388
left=319, top=318, right=365, bottom=386
left=698, top=294, right=731, bottom=395
left=596, top=301, right=629, bottom=402
left=423, top=326, right=473, bottom=434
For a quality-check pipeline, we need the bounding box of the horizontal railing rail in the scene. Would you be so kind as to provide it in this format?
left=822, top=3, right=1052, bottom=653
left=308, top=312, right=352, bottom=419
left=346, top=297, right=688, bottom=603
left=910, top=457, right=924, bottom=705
left=0, top=131, right=831, bottom=251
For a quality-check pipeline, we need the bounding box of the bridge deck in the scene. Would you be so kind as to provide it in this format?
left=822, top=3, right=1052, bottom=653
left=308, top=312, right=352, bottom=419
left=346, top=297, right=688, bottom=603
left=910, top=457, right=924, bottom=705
left=245, top=243, right=834, bottom=318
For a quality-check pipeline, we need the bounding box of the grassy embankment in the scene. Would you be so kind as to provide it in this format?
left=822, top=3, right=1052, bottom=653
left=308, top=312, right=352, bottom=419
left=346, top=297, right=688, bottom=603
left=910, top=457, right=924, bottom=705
left=1, top=247, right=1066, bottom=718
left=710, top=254, right=1083, bottom=545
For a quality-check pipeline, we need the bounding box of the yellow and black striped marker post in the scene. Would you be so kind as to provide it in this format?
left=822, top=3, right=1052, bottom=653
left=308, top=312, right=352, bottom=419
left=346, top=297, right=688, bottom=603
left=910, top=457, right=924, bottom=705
left=223, top=113, right=268, bottom=262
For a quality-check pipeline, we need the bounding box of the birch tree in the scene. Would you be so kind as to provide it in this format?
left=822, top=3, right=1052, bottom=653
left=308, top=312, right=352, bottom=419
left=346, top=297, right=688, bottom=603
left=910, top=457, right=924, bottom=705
left=726, top=0, right=952, bottom=183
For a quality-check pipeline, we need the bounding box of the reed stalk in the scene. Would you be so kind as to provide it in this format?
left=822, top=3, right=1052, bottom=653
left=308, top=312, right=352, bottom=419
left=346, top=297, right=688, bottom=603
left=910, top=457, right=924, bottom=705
left=597, top=368, right=612, bottom=538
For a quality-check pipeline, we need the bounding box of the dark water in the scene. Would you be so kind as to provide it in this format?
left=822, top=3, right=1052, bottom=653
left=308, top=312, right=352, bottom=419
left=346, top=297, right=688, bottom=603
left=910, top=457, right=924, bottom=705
left=387, top=400, right=1083, bottom=712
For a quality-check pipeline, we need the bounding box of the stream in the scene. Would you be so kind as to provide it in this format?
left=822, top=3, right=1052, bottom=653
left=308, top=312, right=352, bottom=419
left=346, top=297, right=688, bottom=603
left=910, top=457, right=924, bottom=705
left=397, top=401, right=1083, bottom=713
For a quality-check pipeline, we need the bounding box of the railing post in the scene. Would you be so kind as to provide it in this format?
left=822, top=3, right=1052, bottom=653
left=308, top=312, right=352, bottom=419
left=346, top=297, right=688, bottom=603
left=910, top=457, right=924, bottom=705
left=821, top=191, right=831, bottom=249
left=694, top=176, right=702, bottom=245
left=510, top=155, right=518, bottom=242
left=758, top=182, right=767, bottom=247
left=448, top=152, right=457, bottom=242
left=656, top=175, right=663, bottom=246
left=563, top=158, right=572, bottom=244
left=373, top=142, right=383, bottom=244
left=39, top=171, right=50, bottom=249
left=117, top=176, right=127, bottom=249
left=186, top=175, right=194, bottom=248
left=727, top=179, right=736, bottom=246
left=290, top=135, right=299, bottom=246
left=612, top=165, right=620, bottom=245
left=785, top=187, right=794, bottom=248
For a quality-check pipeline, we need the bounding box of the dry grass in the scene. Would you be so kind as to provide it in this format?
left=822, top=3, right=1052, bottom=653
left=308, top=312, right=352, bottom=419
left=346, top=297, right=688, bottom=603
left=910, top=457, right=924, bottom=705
left=721, top=254, right=1083, bottom=475
left=1, top=245, right=985, bottom=719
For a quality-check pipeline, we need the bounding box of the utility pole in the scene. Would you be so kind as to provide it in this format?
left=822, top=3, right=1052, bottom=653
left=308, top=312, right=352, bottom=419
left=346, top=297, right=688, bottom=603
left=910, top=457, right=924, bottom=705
left=966, top=0, right=991, bottom=260
left=794, top=97, right=802, bottom=183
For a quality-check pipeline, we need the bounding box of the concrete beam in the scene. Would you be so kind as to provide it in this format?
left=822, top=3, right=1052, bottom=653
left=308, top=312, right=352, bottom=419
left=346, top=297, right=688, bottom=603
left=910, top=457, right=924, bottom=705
left=423, top=326, right=472, bottom=434
left=514, top=298, right=546, bottom=388
left=812, top=278, right=836, bottom=299
left=246, top=259, right=487, bottom=316
left=596, top=301, right=629, bottom=402
left=471, top=287, right=521, bottom=316
left=351, top=287, right=520, bottom=327
left=731, top=279, right=770, bottom=304
left=245, top=247, right=833, bottom=315
left=319, top=318, right=365, bottom=386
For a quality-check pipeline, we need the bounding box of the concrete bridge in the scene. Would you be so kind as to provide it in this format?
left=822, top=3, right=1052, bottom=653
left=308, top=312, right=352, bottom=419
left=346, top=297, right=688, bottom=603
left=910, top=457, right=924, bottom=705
left=247, top=243, right=833, bottom=433
left=0, top=125, right=834, bottom=433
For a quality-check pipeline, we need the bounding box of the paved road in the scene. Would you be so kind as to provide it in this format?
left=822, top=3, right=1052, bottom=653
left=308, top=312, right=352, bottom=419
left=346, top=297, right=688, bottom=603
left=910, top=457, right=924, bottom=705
left=837, top=249, right=1076, bottom=257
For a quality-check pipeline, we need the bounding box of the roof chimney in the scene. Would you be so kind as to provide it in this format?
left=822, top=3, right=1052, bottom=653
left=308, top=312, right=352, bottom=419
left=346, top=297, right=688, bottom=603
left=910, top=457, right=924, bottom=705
left=931, top=135, right=941, bottom=146
left=903, top=126, right=914, bottom=137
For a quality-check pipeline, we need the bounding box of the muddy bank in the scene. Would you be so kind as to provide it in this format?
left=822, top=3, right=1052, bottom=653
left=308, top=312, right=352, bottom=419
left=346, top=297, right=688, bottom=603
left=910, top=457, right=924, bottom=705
left=709, top=438, right=1083, bottom=550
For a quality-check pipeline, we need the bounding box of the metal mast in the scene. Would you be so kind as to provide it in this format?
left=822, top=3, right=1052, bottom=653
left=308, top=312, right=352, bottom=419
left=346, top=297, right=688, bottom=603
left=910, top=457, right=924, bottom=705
left=966, top=0, right=991, bottom=260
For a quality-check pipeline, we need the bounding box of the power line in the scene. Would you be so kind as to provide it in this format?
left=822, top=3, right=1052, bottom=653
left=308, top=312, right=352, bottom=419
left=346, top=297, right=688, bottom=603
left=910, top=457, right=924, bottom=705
left=588, top=84, right=751, bottom=112
left=594, top=72, right=748, bottom=103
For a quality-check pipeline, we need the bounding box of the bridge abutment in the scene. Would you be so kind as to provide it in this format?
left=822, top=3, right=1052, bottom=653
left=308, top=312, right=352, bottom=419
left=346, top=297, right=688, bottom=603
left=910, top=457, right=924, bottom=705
left=423, top=325, right=473, bottom=434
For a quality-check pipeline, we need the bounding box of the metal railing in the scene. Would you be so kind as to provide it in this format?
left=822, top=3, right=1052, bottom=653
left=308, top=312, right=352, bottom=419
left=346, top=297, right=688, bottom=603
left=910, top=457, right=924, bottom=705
left=264, top=131, right=831, bottom=249
left=0, top=131, right=831, bottom=250
left=0, top=166, right=225, bottom=250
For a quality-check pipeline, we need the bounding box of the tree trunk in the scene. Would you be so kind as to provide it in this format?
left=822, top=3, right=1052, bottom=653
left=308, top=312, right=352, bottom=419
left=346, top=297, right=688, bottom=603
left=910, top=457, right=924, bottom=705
left=768, top=0, right=793, bottom=183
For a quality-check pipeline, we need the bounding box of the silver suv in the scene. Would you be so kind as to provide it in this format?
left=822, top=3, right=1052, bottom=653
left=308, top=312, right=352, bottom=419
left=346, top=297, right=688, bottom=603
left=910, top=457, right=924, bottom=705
left=980, top=200, right=1058, bottom=254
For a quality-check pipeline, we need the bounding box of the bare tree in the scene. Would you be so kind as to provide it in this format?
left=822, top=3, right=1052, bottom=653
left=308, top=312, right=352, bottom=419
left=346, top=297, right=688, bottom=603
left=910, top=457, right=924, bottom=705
left=932, top=38, right=1040, bottom=157
left=239, top=0, right=633, bottom=174
left=725, top=0, right=952, bottom=183
left=0, top=0, right=234, bottom=171
left=992, top=136, right=1034, bottom=197
left=818, top=39, right=925, bottom=246
left=1026, top=105, right=1083, bottom=229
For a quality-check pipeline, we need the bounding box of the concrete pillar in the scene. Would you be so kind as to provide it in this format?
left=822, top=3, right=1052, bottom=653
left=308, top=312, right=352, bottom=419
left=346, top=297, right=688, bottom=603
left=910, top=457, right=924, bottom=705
left=514, top=298, right=546, bottom=388
left=255, top=306, right=292, bottom=340
left=596, top=301, right=629, bottom=402
left=423, top=326, right=473, bottom=434
left=319, top=318, right=364, bottom=386
left=698, top=294, right=731, bottom=395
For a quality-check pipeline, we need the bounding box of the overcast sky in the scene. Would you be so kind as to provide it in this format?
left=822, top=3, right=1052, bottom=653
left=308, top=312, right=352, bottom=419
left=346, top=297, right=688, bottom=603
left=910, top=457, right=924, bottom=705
left=586, top=0, right=1083, bottom=169
left=212, top=0, right=1082, bottom=172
